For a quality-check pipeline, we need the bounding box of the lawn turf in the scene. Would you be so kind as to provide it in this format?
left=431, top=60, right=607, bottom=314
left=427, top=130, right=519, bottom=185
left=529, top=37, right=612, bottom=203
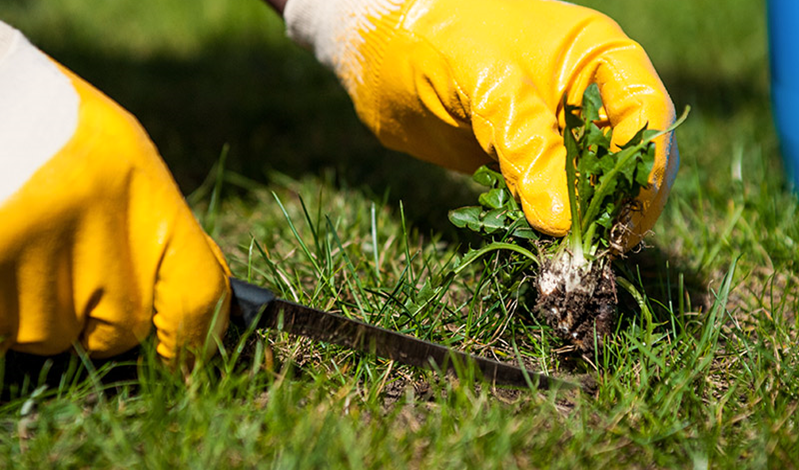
left=1, top=0, right=797, bottom=468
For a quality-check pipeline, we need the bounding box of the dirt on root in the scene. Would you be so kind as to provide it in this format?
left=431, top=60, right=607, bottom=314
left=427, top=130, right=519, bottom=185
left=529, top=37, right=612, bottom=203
left=536, top=259, right=618, bottom=356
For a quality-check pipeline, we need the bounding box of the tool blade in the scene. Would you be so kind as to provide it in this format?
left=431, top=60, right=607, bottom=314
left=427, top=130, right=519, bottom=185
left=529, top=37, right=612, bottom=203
left=230, top=278, right=577, bottom=390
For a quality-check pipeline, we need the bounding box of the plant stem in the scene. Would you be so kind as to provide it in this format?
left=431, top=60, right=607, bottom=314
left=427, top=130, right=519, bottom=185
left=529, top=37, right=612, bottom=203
left=563, top=127, right=584, bottom=264
left=452, top=242, right=539, bottom=275
left=583, top=222, right=599, bottom=257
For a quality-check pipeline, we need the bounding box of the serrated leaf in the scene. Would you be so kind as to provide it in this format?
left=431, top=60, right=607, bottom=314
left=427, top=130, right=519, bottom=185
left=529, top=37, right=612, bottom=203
left=584, top=122, right=610, bottom=152
left=621, top=124, right=647, bottom=148
left=596, top=206, right=615, bottom=229
left=564, top=100, right=583, bottom=131
left=581, top=83, right=603, bottom=123
left=451, top=85, right=686, bottom=263
left=598, top=152, right=617, bottom=175
left=634, top=145, right=655, bottom=188
left=621, top=160, right=639, bottom=188
left=597, top=175, right=618, bottom=203
left=577, top=157, right=597, bottom=207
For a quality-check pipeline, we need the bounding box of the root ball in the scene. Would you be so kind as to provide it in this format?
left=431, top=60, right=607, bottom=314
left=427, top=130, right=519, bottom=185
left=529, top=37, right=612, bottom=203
left=535, top=256, right=617, bottom=355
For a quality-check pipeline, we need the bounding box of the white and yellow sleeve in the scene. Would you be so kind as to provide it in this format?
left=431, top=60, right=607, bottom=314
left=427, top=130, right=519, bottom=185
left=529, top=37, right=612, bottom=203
left=0, top=20, right=79, bottom=205
left=0, top=21, right=231, bottom=361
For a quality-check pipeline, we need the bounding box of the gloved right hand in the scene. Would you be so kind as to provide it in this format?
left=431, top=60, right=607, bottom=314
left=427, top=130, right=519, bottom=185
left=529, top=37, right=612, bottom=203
left=0, top=21, right=231, bottom=363
left=283, top=0, right=679, bottom=247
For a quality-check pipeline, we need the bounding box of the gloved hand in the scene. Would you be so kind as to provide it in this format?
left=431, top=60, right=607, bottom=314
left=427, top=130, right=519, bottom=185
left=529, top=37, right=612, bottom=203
left=284, top=0, right=679, bottom=245
left=0, top=22, right=231, bottom=362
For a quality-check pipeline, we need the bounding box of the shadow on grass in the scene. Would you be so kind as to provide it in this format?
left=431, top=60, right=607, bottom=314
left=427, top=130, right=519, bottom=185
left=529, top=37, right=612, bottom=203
left=0, top=349, right=141, bottom=403
left=618, top=246, right=713, bottom=329
left=41, top=38, right=481, bottom=241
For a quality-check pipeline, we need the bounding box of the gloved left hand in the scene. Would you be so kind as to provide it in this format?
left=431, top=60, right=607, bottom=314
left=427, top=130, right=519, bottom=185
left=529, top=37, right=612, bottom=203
left=0, top=22, right=231, bottom=362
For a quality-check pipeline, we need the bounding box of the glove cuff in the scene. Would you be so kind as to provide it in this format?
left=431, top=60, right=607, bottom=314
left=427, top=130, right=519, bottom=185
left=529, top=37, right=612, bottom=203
left=0, top=21, right=18, bottom=68
left=0, top=21, right=80, bottom=206
left=284, top=0, right=406, bottom=94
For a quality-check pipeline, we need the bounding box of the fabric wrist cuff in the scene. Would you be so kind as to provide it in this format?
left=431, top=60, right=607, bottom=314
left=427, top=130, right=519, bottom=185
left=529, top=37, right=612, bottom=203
left=0, top=21, right=19, bottom=67
left=284, top=0, right=406, bottom=73
left=284, top=0, right=339, bottom=68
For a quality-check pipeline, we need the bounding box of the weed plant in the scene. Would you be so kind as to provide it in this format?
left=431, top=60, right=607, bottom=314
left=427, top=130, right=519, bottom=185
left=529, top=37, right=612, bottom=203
left=1, top=0, right=798, bottom=468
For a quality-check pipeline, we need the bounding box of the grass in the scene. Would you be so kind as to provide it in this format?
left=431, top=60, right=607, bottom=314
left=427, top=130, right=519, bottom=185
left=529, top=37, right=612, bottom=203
left=1, top=0, right=798, bottom=467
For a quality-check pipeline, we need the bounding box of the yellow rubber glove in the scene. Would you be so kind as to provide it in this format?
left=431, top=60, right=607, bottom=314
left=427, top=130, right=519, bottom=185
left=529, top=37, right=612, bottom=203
left=285, top=0, right=679, bottom=245
left=0, top=22, right=231, bottom=362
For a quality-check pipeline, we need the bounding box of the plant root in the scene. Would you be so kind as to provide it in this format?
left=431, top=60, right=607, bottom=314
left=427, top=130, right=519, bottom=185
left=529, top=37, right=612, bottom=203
left=535, top=255, right=617, bottom=356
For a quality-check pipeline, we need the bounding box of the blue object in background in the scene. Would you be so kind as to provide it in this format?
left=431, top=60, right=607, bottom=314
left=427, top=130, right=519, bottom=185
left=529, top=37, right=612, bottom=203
left=768, top=0, right=799, bottom=189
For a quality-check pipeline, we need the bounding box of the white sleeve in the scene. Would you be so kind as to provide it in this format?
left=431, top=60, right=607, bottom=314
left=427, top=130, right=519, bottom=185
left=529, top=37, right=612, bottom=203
left=283, top=0, right=405, bottom=93
left=0, top=21, right=79, bottom=205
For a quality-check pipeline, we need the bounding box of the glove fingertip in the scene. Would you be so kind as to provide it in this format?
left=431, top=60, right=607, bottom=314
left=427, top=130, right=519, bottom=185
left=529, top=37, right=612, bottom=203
left=514, top=155, right=572, bottom=238
left=151, top=227, right=233, bottom=364
left=522, top=197, right=571, bottom=238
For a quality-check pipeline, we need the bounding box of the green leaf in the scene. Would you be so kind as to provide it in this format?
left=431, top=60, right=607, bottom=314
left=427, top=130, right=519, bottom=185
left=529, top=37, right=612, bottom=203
left=581, top=83, right=604, bottom=123
left=584, top=128, right=610, bottom=153
left=507, top=209, right=525, bottom=221
left=564, top=101, right=583, bottom=131
left=577, top=150, right=599, bottom=204
left=509, top=220, right=538, bottom=240
left=596, top=210, right=614, bottom=229
left=481, top=209, right=507, bottom=233
left=598, top=152, right=617, bottom=175
left=448, top=206, right=482, bottom=230
left=450, top=86, right=688, bottom=267
left=635, top=145, right=656, bottom=188
left=642, top=128, right=660, bottom=143
left=479, top=188, right=509, bottom=210
left=621, top=124, right=647, bottom=148
left=472, top=165, right=502, bottom=188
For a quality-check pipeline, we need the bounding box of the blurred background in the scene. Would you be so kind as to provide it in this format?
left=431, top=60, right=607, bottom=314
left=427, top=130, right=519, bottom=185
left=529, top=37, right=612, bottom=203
left=0, top=0, right=779, bottom=244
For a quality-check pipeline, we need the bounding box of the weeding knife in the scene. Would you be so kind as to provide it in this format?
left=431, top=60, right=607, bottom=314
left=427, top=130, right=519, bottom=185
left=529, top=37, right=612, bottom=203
left=229, top=278, right=579, bottom=390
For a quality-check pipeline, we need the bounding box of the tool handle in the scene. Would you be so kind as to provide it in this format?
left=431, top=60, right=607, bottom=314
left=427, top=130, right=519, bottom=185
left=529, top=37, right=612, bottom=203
left=229, top=278, right=276, bottom=329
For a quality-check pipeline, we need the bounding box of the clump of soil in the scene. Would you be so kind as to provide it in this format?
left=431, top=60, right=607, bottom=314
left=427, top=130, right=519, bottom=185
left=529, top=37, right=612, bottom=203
left=535, top=253, right=618, bottom=355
